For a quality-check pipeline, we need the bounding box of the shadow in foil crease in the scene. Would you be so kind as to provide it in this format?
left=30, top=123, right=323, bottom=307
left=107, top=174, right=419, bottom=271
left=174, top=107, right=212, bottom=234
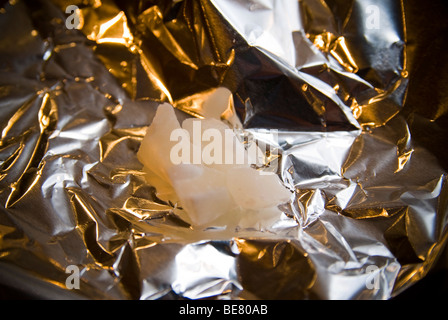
left=236, top=239, right=316, bottom=300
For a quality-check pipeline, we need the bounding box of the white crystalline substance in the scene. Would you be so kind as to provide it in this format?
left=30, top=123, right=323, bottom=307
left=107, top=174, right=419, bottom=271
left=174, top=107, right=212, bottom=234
left=137, top=102, right=291, bottom=226
left=182, top=117, right=264, bottom=171
left=226, top=168, right=292, bottom=211
left=168, top=164, right=236, bottom=226
left=137, top=103, right=182, bottom=182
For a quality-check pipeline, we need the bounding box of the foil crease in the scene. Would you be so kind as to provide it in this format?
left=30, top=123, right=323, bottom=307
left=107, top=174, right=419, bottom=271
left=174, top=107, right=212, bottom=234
left=0, top=0, right=446, bottom=300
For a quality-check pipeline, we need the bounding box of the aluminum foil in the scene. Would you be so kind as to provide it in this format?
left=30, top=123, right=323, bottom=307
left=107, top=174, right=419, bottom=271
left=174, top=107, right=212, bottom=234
left=0, top=0, right=446, bottom=300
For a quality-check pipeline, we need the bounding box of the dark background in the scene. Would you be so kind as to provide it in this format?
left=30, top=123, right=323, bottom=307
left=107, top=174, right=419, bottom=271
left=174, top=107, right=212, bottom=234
left=401, top=0, right=448, bottom=174
left=391, top=0, right=448, bottom=300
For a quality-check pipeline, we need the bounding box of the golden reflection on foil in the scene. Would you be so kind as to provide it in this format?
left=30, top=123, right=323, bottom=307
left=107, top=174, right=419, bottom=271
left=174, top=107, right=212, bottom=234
left=309, top=33, right=358, bottom=73
left=350, top=99, right=362, bottom=120
left=311, top=32, right=334, bottom=52
left=88, top=11, right=133, bottom=47
left=395, top=150, right=414, bottom=173
left=139, top=48, right=174, bottom=104
left=140, top=6, right=198, bottom=70
left=38, top=92, right=51, bottom=130
left=330, top=37, right=359, bottom=73
left=93, top=0, right=102, bottom=9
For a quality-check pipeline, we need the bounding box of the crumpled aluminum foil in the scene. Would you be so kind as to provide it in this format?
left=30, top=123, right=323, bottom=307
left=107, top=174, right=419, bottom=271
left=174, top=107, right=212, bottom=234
left=0, top=0, right=446, bottom=300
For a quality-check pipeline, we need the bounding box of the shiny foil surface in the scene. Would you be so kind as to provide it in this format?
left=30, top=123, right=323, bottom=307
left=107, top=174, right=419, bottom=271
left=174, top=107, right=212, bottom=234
left=0, top=0, right=447, bottom=300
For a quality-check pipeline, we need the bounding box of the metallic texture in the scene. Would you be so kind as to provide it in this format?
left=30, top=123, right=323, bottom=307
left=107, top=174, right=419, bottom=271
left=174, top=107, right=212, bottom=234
left=0, top=0, right=446, bottom=299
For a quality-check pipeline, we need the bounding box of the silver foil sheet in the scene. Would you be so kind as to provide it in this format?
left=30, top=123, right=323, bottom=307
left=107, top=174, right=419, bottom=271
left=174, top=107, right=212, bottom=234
left=0, top=0, right=446, bottom=300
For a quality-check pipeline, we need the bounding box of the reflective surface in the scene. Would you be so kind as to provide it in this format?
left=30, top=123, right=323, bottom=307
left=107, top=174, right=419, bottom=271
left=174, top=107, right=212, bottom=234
left=0, top=0, right=446, bottom=300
